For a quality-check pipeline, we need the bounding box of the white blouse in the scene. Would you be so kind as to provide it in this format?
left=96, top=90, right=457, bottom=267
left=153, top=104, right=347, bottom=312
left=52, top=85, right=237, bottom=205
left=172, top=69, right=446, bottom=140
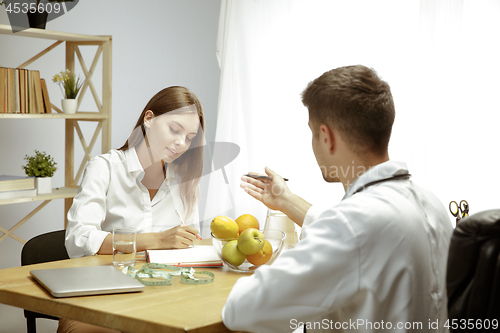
left=65, top=147, right=200, bottom=258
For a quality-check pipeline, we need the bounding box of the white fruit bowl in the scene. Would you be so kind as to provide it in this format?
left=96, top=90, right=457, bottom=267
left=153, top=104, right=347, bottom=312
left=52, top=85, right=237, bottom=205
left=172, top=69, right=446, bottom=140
left=211, top=229, right=285, bottom=273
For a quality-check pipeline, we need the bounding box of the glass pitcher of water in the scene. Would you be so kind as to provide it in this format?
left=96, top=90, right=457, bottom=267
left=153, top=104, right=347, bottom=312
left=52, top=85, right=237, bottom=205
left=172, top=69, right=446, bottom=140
left=263, top=209, right=298, bottom=250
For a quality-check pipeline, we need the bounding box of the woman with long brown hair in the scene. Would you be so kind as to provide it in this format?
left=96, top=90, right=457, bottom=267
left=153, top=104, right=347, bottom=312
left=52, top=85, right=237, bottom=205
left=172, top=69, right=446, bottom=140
left=59, top=86, right=204, bottom=332
left=65, top=86, right=204, bottom=258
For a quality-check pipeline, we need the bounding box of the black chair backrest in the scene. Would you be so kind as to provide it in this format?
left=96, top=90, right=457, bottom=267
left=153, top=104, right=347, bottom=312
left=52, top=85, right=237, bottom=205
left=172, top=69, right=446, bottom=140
left=21, top=230, right=69, bottom=266
left=447, top=209, right=500, bottom=323
left=21, top=230, right=70, bottom=332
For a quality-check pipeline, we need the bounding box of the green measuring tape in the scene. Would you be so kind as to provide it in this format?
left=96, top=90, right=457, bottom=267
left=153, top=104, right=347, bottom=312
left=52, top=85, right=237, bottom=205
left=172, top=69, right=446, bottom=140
left=123, top=263, right=215, bottom=286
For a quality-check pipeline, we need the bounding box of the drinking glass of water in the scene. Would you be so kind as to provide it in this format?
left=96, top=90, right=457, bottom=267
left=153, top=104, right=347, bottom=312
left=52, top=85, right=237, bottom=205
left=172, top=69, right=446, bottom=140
left=263, top=209, right=298, bottom=250
left=112, top=228, right=137, bottom=267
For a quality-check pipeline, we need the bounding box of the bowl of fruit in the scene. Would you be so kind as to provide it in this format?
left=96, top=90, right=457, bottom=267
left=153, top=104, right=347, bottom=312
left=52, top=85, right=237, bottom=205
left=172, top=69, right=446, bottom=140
left=211, top=214, right=285, bottom=273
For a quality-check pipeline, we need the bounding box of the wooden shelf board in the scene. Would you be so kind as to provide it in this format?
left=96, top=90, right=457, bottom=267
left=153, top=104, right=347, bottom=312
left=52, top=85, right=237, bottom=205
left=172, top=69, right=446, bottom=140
left=0, top=187, right=78, bottom=205
left=0, top=24, right=110, bottom=42
left=0, top=112, right=108, bottom=120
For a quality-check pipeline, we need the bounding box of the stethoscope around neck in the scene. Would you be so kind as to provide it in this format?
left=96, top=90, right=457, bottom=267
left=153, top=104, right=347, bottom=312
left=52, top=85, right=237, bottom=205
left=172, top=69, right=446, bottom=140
left=351, top=172, right=412, bottom=195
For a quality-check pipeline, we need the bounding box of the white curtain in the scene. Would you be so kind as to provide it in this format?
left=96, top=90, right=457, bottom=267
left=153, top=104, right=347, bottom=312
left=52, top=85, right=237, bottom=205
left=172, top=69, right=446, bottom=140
left=204, top=0, right=500, bottom=228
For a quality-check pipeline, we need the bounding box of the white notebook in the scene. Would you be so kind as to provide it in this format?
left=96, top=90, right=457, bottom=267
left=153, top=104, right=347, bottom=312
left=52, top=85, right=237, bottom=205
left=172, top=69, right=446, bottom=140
left=147, top=245, right=223, bottom=267
left=31, top=266, right=145, bottom=298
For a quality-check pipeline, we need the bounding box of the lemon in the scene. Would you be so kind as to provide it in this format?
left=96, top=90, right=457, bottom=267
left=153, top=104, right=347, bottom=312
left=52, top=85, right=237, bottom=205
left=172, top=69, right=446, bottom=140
left=211, top=216, right=239, bottom=239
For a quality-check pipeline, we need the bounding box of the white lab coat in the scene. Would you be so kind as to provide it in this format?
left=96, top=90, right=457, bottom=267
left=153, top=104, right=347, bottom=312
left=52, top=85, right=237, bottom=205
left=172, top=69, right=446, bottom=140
left=222, top=161, right=453, bottom=333
left=65, top=148, right=200, bottom=258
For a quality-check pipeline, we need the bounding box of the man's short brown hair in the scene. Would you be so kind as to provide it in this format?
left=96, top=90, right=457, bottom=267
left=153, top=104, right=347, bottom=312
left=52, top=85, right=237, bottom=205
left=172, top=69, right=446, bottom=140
left=302, top=65, right=395, bottom=156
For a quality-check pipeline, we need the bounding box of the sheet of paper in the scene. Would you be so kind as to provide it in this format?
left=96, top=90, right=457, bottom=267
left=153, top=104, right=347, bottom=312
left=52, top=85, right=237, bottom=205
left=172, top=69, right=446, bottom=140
left=147, top=245, right=222, bottom=267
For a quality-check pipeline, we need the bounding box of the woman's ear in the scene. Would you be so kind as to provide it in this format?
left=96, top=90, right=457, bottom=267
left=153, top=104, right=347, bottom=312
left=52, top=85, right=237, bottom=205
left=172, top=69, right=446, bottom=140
left=143, top=110, right=155, bottom=129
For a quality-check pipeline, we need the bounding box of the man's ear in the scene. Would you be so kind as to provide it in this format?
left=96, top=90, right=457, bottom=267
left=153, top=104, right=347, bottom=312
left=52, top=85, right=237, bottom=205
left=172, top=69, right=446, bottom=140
left=144, top=110, right=154, bottom=129
left=319, top=124, right=335, bottom=153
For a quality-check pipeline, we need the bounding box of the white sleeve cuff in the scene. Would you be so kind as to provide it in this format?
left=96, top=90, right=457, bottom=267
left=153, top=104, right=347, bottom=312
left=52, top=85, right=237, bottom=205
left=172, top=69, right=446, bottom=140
left=85, top=229, right=110, bottom=256
left=303, top=205, right=326, bottom=228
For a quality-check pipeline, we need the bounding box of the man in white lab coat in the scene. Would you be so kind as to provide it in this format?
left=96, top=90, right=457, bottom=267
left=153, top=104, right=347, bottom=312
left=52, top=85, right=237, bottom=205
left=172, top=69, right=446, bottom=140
left=222, top=65, right=453, bottom=332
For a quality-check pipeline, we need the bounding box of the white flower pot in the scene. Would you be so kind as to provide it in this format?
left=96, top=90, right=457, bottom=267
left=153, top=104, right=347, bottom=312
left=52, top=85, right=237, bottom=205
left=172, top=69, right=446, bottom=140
left=36, top=177, right=52, bottom=194
left=61, top=99, right=78, bottom=114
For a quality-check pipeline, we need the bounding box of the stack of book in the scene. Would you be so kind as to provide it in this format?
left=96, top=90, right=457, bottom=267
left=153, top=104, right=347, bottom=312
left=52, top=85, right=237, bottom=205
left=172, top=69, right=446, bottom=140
left=0, top=67, right=51, bottom=114
left=0, top=175, right=37, bottom=200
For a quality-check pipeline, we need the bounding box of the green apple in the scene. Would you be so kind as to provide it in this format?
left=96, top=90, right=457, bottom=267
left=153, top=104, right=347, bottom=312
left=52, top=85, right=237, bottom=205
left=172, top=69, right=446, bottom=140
left=221, top=240, right=246, bottom=266
left=237, top=228, right=265, bottom=255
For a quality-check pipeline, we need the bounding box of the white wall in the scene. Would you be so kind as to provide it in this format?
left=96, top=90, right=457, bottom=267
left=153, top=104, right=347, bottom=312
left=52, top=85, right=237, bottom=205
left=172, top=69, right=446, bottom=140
left=0, top=0, right=221, bottom=269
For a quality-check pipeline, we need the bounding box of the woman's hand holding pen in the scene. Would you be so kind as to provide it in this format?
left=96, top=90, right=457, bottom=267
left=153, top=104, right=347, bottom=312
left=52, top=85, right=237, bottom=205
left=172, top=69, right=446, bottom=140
left=98, top=225, right=201, bottom=254
left=157, top=225, right=201, bottom=249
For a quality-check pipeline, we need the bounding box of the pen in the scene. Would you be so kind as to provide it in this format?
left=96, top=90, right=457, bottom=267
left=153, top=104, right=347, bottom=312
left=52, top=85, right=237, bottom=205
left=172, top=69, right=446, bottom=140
left=176, top=210, right=202, bottom=240
left=175, top=210, right=185, bottom=226
left=244, top=174, right=289, bottom=182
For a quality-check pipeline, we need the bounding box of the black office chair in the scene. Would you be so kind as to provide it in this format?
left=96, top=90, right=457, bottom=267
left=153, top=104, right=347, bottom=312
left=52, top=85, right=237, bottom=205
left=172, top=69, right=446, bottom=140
left=21, top=230, right=70, bottom=333
left=447, top=209, right=500, bottom=329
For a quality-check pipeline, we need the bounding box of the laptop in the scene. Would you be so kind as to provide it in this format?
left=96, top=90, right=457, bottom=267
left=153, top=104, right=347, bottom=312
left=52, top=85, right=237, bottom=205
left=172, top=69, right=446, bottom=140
left=30, top=265, right=145, bottom=298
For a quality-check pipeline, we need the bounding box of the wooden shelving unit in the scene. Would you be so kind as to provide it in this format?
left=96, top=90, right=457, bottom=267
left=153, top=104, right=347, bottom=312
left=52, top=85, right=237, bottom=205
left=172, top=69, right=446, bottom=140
left=0, top=24, right=112, bottom=244
left=0, top=112, right=108, bottom=119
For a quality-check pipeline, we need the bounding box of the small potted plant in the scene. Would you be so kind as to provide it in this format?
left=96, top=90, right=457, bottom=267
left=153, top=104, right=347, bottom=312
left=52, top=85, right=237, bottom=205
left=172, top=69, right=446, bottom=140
left=22, top=150, right=57, bottom=194
left=27, top=1, right=76, bottom=29
left=52, top=69, right=83, bottom=114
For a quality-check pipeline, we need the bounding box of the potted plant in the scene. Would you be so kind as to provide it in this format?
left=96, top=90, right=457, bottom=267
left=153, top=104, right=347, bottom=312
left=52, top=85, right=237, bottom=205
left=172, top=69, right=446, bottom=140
left=22, top=150, right=57, bottom=194
left=52, top=69, right=83, bottom=114
left=27, top=0, right=76, bottom=29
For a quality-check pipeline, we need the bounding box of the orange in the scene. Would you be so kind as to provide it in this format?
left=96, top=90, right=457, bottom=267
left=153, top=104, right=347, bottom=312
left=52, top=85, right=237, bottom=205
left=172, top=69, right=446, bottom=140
left=235, top=214, right=260, bottom=234
left=246, top=240, right=273, bottom=266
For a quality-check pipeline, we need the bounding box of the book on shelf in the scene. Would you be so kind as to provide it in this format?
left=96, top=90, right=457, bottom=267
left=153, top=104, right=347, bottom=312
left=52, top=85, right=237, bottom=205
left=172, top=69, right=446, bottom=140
left=4, top=68, right=10, bottom=113
left=8, top=68, right=15, bottom=113
left=0, top=67, right=48, bottom=114
left=32, top=71, right=44, bottom=114
left=0, top=188, right=37, bottom=200
left=19, top=69, right=25, bottom=113
left=0, top=175, right=36, bottom=192
left=27, top=69, right=32, bottom=113
left=40, top=79, right=51, bottom=113
left=23, top=69, right=28, bottom=113
left=14, top=69, right=20, bottom=113
left=0, top=67, right=5, bottom=113
left=147, top=245, right=223, bottom=267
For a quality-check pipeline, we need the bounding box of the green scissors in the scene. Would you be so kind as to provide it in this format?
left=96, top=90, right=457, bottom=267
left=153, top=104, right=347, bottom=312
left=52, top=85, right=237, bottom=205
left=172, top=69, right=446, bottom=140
left=449, top=200, right=469, bottom=225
